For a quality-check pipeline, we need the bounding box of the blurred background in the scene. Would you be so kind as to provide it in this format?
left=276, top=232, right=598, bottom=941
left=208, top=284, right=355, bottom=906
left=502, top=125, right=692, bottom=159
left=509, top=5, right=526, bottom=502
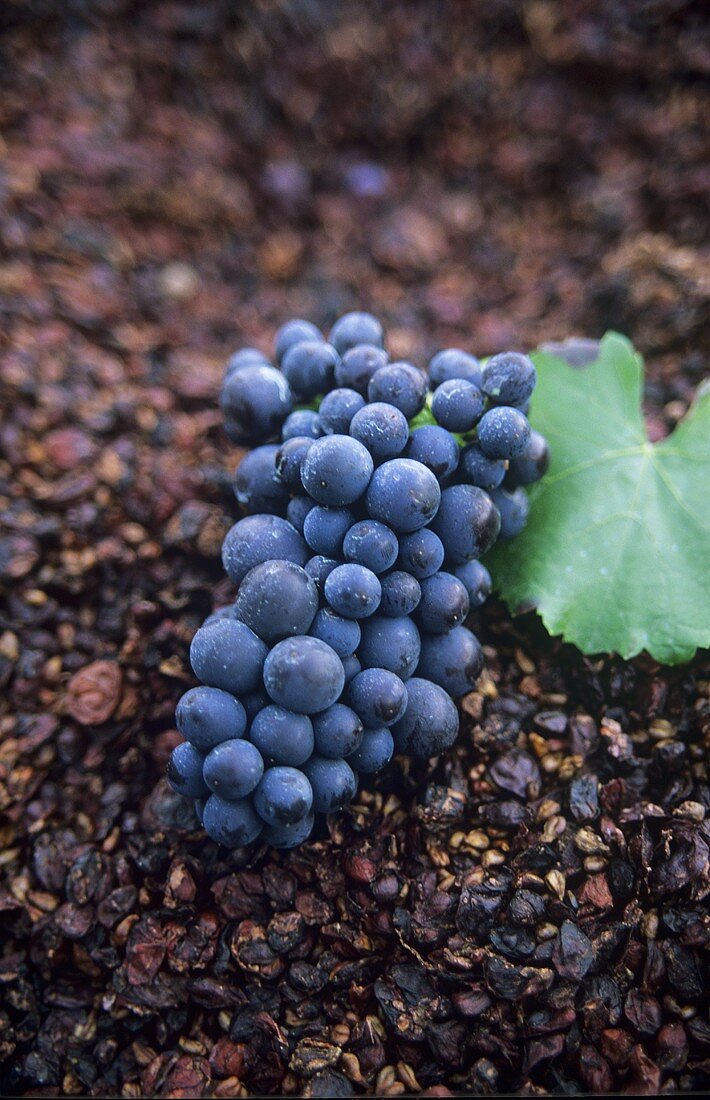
left=1, top=0, right=707, bottom=381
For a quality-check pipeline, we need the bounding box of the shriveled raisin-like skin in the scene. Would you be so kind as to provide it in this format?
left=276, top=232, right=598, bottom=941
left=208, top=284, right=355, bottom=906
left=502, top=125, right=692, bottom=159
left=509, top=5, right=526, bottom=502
left=65, top=661, right=123, bottom=725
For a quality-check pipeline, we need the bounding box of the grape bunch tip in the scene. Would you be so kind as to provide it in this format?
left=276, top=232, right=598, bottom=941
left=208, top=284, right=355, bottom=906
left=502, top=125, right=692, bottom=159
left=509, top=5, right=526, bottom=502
left=169, top=311, right=550, bottom=850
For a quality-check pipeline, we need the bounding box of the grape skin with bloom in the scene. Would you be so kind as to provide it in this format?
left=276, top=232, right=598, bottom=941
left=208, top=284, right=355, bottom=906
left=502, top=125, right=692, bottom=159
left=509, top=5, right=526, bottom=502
left=172, top=312, right=549, bottom=848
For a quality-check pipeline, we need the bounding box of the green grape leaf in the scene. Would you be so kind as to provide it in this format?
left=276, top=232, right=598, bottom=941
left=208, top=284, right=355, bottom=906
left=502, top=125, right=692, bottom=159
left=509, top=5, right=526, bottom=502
left=487, top=332, right=710, bottom=664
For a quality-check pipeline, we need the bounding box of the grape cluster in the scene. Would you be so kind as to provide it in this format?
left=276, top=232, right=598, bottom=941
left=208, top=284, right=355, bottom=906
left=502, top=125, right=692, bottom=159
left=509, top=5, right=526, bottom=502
left=168, top=312, right=549, bottom=849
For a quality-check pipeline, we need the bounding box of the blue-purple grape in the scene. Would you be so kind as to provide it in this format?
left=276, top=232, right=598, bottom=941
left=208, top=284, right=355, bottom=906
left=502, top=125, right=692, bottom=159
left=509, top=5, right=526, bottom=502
left=176, top=686, right=246, bottom=752
left=253, top=766, right=313, bottom=825
left=234, top=445, right=289, bottom=514
left=281, top=341, right=339, bottom=400
left=505, top=430, right=550, bottom=486
left=225, top=348, right=270, bottom=377
left=476, top=406, right=531, bottom=460
left=349, top=401, right=409, bottom=461
left=281, top=409, right=323, bottom=440
left=275, top=318, right=323, bottom=363
left=303, top=505, right=354, bottom=556
left=481, top=351, right=536, bottom=406
left=203, top=738, right=264, bottom=799
left=379, top=570, right=422, bottom=617
left=301, top=434, right=374, bottom=506
left=262, top=812, right=315, bottom=849
left=302, top=756, right=358, bottom=813
left=304, top=554, right=338, bottom=592
left=329, top=311, right=384, bottom=355
left=309, top=607, right=361, bottom=657
left=222, top=515, right=308, bottom=585
left=430, top=484, right=501, bottom=565
left=416, top=572, right=470, bottom=634
left=249, top=705, right=314, bottom=767
left=404, top=425, right=459, bottom=480
left=453, top=560, right=492, bottom=608
left=357, top=615, right=420, bottom=680
left=368, top=362, right=427, bottom=419
left=235, top=560, right=318, bottom=642
left=490, top=487, right=530, bottom=539
left=391, top=677, right=459, bottom=758
left=343, top=519, right=398, bottom=574
left=431, top=379, right=485, bottom=433
left=190, top=619, right=268, bottom=695
left=398, top=528, right=445, bottom=579
left=336, top=344, right=388, bottom=394
left=204, top=603, right=240, bottom=626
left=202, top=794, right=263, bottom=847
left=221, top=364, right=292, bottom=445
left=318, top=388, right=366, bottom=435
left=417, top=625, right=484, bottom=699
left=459, top=442, right=506, bottom=491
left=428, top=348, right=482, bottom=388
left=240, top=689, right=270, bottom=724
left=286, top=495, right=312, bottom=533
left=341, top=654, right=361, bottom=685
left=324, top=563, right=382, bottom=619
left=347, top=728, right=394, bottom=774
left=366, top=458, right=440, bottom=533
left=263, top=636, right=344, bottom=714
left=348, top=667, right=408, bottom=727
left=312, top=703, right=364, bottom=758
left=275, top=436, right=314, bottom=488
left=167, top=742, right=209, bottom=799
